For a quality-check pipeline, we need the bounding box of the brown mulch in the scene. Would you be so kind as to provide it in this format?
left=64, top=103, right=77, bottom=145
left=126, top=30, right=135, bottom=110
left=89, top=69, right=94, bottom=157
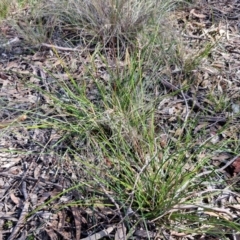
left=0, top=0, right=240, bottom=239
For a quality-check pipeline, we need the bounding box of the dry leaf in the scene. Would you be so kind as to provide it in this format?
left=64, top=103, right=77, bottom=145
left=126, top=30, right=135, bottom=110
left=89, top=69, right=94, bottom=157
left=174, top=128, right=183, bottom=137
left=160, top=134, right=168, bottom=148
left=190, top=9, right=207, bottom=19
left=10, top=193, right=23, bottom=208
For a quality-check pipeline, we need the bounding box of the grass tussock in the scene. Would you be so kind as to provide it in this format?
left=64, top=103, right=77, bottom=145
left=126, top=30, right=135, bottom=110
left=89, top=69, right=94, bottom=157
left=28, top=45, right=240, bottom=235
left=11, top=0, right=180, bottom=53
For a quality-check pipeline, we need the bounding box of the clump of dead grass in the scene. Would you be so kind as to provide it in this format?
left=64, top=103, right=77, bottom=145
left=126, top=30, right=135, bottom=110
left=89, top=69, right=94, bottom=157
left=11, top=0, right=180, bottom=54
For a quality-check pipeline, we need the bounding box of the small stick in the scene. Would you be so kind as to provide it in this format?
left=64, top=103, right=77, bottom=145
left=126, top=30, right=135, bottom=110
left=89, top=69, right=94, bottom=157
left=41, top=43, right=82, bottom=52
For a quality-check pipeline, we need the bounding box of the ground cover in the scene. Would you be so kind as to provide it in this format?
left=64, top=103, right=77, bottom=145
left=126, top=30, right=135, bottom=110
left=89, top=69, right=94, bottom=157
left=0, top=0, right=240, bottom=239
